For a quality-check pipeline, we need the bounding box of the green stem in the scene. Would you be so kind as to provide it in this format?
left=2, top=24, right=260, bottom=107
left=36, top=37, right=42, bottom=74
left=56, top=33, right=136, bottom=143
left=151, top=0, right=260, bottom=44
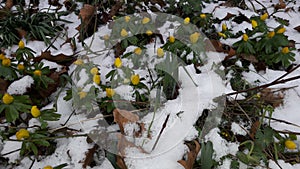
left=240, top=140, right=255, bottom=156
left=8, top=134, right=87, bottom=142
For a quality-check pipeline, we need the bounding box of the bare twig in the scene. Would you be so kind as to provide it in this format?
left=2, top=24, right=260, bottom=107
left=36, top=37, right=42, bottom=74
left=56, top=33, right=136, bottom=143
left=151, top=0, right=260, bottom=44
left=152, top=114, right=170, bottom=151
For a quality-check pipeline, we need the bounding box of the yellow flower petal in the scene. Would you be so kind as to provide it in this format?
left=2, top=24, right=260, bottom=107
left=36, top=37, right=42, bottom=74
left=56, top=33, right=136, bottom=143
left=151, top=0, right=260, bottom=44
left=0, top=53, right=5, bottom=60
left=184, top=17, right=190, bottom=24
left=285, top=140, right=297, bottom=150
left=134, top=47, right=142, bottom=55
left=18, top=40, right=25, bottom=49
left=142, top=17, right=150, bottom=24
left=200, top=13, right=206, bottom=19
left=169, top=36, right=175, bottom=43
left=281, top=47, right=289, bottom=54
left=78, top=91, right=87, bottom=99
left=146, top=30, right=153, bottom=36
left=90, top=67, right=99, bottom=75
left=251, top=20, right=258, bottom=28
left=277, top=27, right=286, bottom=34
left=120, top=29, right=128, bottom=37
left=222, top=23, right=227, bottom=31
left=267, top=31, right=275, bottom=38
left=31, top=106, right=41, bottom=118
left=74, top=59, right=84, bottom=65
left=218, top=32, right=226, bottom=38
left=16, top=129, right=30, bottom=140
left=2, top=93, right=14, bottom=105
left=43, top=165, right=53, bottom=169
left=131, top=74, right=140, bottom=85
left=242, top=34, right=248, bottom=42
left=114, top=57, right=122, bottom=68
left=103, top=34, right=110, bottom=41
left=125, top=16, right=130, bottom=22
left=34, top=70, right=42, bottom=76
left=157, top=48, right=164, bottom=57
left=2, top=58, right=11, bottom=67
left=190, top=32, right=200, bottom=44
left=17, top=64, right=25, bottom=71
left=106, top=88, right=115, bottom=98
left=93, top=74, right=101, bottom=85
left=260, top=13, right=268, bottom=21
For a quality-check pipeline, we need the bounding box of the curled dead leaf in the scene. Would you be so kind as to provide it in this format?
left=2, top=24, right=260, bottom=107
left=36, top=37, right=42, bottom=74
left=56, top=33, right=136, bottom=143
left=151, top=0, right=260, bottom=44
left=178, top=140, right=201, bottom=169
left=33, top=51, right=76, bottom=66
left=294, top=25, right=300, bottom=32
left=113, top=109, right=139, bottom=134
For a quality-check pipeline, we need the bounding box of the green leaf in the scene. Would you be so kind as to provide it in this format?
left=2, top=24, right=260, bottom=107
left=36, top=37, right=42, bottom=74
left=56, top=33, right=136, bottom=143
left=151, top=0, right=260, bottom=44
left=29, top=142, right=38, bottom=156
left=200, top=141, right=214, bottom=169
left=5, top=106, right=19, bottom=122
left=53, top=163, right=68, bottom=169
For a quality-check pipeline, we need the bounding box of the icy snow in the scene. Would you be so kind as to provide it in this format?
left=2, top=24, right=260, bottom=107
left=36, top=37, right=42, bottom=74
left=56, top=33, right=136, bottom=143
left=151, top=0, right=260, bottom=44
left=7, top=75, right=34, bottom=95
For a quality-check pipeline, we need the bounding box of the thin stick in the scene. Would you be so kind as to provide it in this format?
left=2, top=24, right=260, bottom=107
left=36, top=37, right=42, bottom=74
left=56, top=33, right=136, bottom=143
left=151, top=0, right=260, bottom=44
left=152, top=114, right=170, bottom=151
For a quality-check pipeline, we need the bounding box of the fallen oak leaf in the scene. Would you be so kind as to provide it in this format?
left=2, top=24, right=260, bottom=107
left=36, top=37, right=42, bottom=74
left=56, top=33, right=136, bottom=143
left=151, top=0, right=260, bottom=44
left=113, top=109, right=139, bottom=134
left=82, top=144, right=99, bottom=169
left=117, top=133, right=148, bottom=156
left=178, top=140, right=201, bottom=169
left=294, top=25, right=300, bottom=32
left=33, top=51, right=77, bottom=66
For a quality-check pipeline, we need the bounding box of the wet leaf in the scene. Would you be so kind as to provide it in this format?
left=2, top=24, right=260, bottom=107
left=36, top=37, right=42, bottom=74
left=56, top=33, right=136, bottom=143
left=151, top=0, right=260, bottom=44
left=113, top=109, right=139, bottom=134
left=178, top=140, right=201, bottom=169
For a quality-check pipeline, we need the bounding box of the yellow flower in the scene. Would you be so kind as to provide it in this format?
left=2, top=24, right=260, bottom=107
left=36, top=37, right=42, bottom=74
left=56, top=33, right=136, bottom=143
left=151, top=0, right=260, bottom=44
left=34, top=70, right=42, bottom=76
left=169, top=36, right=175, bottom=43
left=131, top=74, right=140, bottom=85
left=31, top=106, right=41, bottom=118
left=103, top=34, right=110, bottom=41
left=2, top=58, right=11, bottom=67
left=90, top=67, right=98, bottom=75
left=146, top=30, right=153, bottom=36
left=277, top=27, right=286, bottom=34
left=200, top=13, right=206, bottom=19
left=43, top=166, right=53, bottom=169
left=157, top=48, right=164, bottom=57
left=0, top=53, right=5, bottom=60
left=251, top=20, right=258, bottom=28
left=281, top=47, right=289, bottom=54
left=74, top=59, right=84, bottom=65
left=134, top=47, right=142, bottom=55
left=222, top=23, right=227, bottom=31
left=260, top=13, right=268, bottom=21
left=120, top=29, right=128, bottom=37
left=218, top=32, right=226, bottom=38
left=267, top=31, right=275, bottom=38
left=184, top=17, right=190, bottom=24
left=106, top=88, right=115, bottom=98
left=114, top=57, right=122, bottom=68
left=16, top=129, right=30, bottom=140
left=125, top=16, right=130, bottom=22
left=285, top=140, right=297, bottom=150
left=17, top=64, right=25, bottom=71
left=18, top=40, right=25, bottom=49
left=190, top=32, right=200, bottom=44
left=78, top=91, right=87, bottom=99
left=242, top=34, right=248, bottom=42
left=142, top=17, right=150, bottom=24
left=2, top=93, right=14, bottom=105
left=93, top=74, right=101, bottom=85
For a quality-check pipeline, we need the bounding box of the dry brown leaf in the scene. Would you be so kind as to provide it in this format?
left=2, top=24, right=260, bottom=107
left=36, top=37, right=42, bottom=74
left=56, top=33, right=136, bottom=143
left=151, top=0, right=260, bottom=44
left=221, top=13, right=237, bottom=21
left=117, top=133, right=148, bottom=156
left=113, top=109, right=139, bottom=134
left=79, top=4, right=95, bottom=25
left=82, top=144, right=98, bottom=169
left=239, top=53, right=258, bottom=63
left=275, top=0, right=286, bottom=10
left=116, top=155, right=127, bottom=169
left=0, top=78, right=9, bottom=95
left=5, top=0, right=13, bottom=9
left=178, top=140, right=201, bottom=169
left=33, top=51, right=76, bottom=66
left=250, top=121, right=260, bottom=139
left=260, top=88, right=285, bottom=107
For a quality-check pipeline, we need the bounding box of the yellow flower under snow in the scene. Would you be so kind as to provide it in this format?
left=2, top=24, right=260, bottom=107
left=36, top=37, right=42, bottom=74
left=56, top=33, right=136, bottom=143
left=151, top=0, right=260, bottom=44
left=157, top=48, right=164, bottom=57
left=114, top=57, right=122, bottom=68
left=142, top=17, right=150, bottom=24
left=242, top=34, right=248, bottom=42
left=18, top=40, right=25, bottom=49
left=267, top=31, right=275, bottom=38
left=125, top=16, right=130, bottom=22
left=90, top=67, right=98, bottom=75
left=93, top=74, right=101, bottom=85
left=120, top=29, right=128, bottom=37
left=131, top=74, right=140, bottom=85
left=78, top=91, right=87, bottom=99
left=74, top=59, right=83, bottom=65
left=277, top=27, right=286, bottom=34
left=31, top=106, right=41, bottom=118
left=34, top=70, right=42, bottom=76
left=200, top=13, right=206, bottom=19
left=285, top=140, right=297, bottom=150
left=184, top=17, right=190, bottom=24
left=2, top=58, right=11, bottom=67
left=16, top=129, right=30, bottom=140
left=260, top=13, right=268, bottom=21
left=251, top=20, right=258, bottom=28
left=190, top=32, right=200, bottom=44
left=134, top=47, right=142, bottom=55
left=146, top=30, right=153, bottom=36
left=169, top=36, right=175, bottom=43
left=43, top=166, right=53, bottom=169
left=17, top=64, right=25, bottom=71
left=281, top=47, right=289, bottom=54
left=106, top=88, right=115, bottom=98
left=2, top=93, right=14, bottom=105
left=222, top=23, right=227, bottom=31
